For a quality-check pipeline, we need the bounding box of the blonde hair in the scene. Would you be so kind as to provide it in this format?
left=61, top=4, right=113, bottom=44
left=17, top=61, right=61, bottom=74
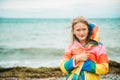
left=71, top=16, right=89, bottom=43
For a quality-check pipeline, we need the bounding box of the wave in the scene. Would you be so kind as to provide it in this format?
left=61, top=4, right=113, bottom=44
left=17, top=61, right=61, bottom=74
left=106, top=47, right=120, bottom=55
left=0, top=47, right=65, bottom=68
left=0, top=46, right=120, bottom=57
left=0, top=47, right=120, bottom=68
left=0, top=47, right=64, bottom=56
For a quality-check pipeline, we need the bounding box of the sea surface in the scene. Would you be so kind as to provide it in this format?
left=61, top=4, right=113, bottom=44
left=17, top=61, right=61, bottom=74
left=0, top=18, right=120, bottom=68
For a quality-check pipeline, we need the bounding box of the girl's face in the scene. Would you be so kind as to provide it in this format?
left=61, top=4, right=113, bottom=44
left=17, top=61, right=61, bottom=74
left=73, top=22, right=89, bottom=42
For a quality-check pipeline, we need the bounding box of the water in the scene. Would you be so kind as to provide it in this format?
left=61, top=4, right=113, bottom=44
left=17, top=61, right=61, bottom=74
left=0, top=18, right=120, bottom=68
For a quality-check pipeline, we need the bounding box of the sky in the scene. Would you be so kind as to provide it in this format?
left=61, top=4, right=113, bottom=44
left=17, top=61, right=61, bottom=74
left=0, top=0, right=120, bottom=18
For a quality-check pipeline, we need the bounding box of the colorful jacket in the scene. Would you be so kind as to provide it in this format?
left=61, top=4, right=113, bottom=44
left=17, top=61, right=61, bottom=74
left=60, top=23, right=109, bottom=80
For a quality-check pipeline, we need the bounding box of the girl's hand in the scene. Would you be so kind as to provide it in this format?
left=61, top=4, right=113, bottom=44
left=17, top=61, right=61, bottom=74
left=74, top=51, right=89, bottom=63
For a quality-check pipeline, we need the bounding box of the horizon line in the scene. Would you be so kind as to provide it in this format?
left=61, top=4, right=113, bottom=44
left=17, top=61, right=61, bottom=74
left=0, top=17, right=120, bottom=19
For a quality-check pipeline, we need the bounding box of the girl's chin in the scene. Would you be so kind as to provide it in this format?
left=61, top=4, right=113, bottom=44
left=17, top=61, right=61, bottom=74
left=78, top=38, right=86, bottom=42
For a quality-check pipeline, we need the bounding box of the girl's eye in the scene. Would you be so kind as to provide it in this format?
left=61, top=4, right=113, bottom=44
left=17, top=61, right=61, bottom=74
left=83, top=28, right=86, bottom=31
left=83, top=29, right=86, bottom=30
left=76, top=29, right=80, bottom=31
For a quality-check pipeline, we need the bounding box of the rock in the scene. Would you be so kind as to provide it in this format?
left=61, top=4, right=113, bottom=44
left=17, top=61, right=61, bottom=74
left=109, top=60, right=120, bottom=74
left=0, top=60, right=120, bottom=79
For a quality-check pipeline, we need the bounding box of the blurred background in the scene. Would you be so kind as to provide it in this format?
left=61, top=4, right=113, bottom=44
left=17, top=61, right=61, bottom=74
left=0, top=0, right=120, bottom=68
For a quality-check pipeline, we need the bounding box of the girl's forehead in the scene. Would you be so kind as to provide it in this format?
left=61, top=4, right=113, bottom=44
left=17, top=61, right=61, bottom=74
left=74, top=23, right=88, bottom=28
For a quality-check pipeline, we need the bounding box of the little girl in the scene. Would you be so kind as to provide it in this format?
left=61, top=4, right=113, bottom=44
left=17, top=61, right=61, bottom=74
left=60, top=16, right=109, bottom=80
